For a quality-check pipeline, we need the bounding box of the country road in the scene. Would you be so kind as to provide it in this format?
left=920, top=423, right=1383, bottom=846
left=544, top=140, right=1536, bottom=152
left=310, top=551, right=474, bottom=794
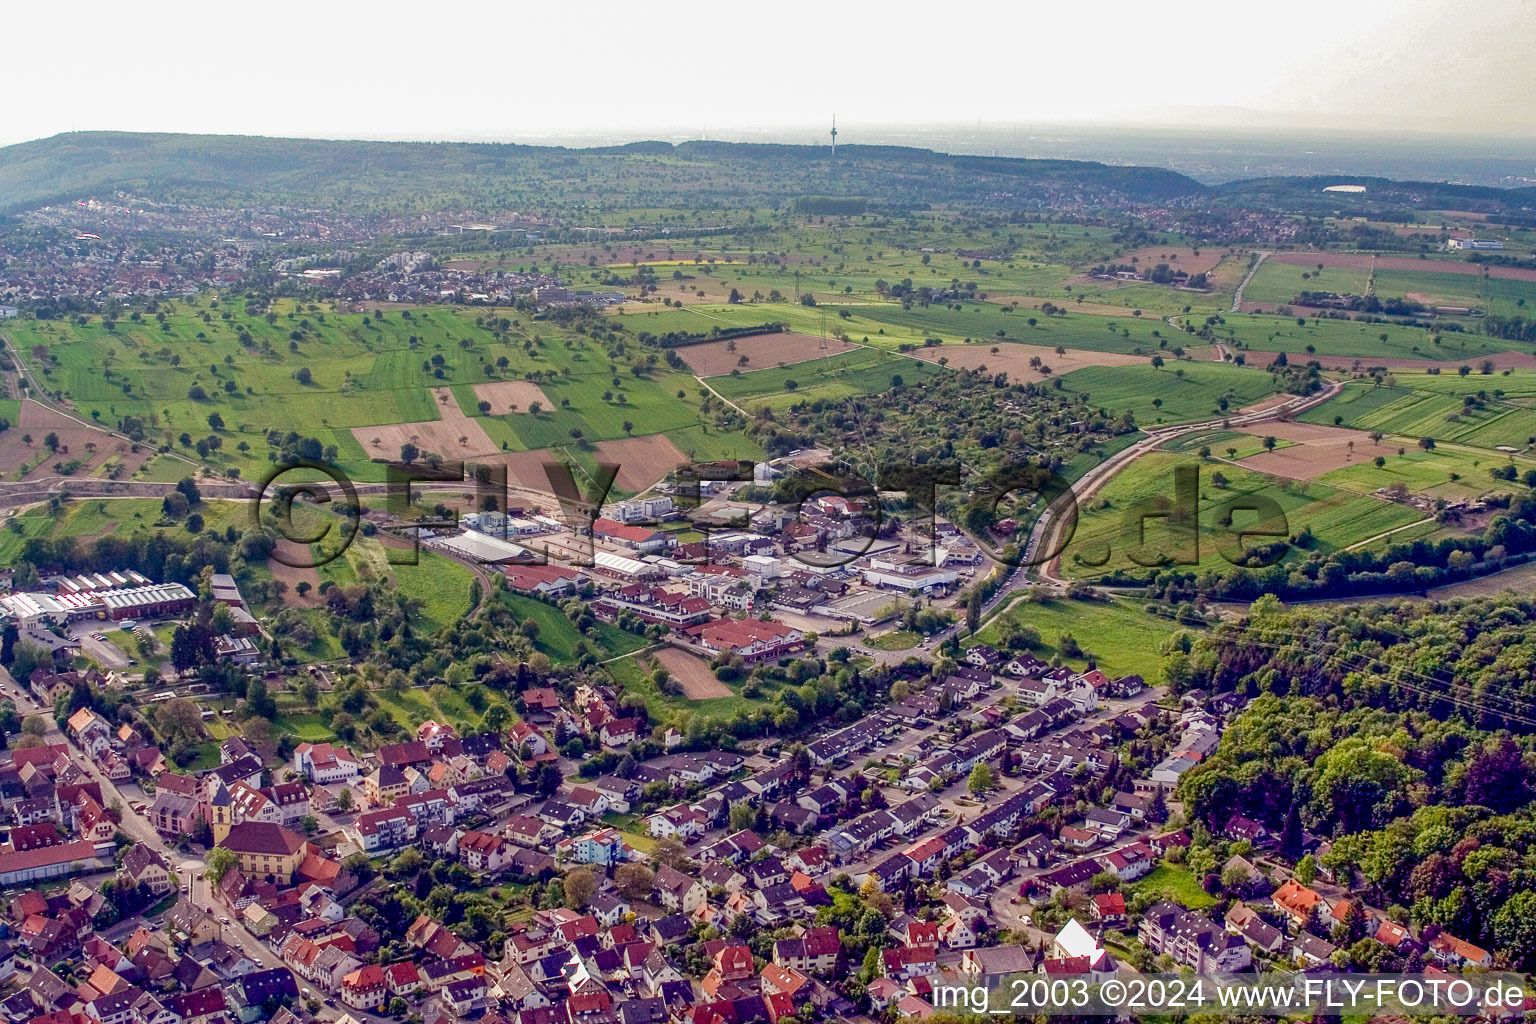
left=0, top=661, right=285, bottom=971
left=1231, top=250, right=1271, bottom=312
left=1023, top=377, right=1346, bottom=586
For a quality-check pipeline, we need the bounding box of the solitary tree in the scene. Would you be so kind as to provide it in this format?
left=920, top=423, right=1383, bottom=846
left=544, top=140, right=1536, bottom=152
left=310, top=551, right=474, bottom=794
left=968, top=762, right=994, bottom=796
left=204, top=847, right=237, bottom=883
left=564, top=868, right=598, bottom=910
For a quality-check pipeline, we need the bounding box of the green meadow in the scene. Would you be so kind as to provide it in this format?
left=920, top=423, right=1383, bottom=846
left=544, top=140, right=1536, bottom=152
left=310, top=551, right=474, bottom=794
left=1312, top=442, right=1536, bottom=503
left=1301, top=380, right=1536, bottom=449
left=1241, top=260, right=1373, bottom=305
left=493, top=591, right=649, bottom=664
left=1206, top=312, right=1507, bottom=361
left=7, top=301, right=728, bottom=486
left=618, top=299, right=1210, bottom=361
left=1054, top=361, right=1281, bottom=426
left=1060, top=452, right=1426, bottom=579
left=1164, top=430, right=1293, bottom=460
left=708, top=346, right=948, bottom=409
left=966, top=594, right=1193, bottom=685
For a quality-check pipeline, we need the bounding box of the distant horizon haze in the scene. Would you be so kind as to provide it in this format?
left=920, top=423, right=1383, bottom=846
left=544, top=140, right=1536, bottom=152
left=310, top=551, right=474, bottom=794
left=7, top=0, right=1531, bottom=154
left=9, top=121, right=1535, bottom=189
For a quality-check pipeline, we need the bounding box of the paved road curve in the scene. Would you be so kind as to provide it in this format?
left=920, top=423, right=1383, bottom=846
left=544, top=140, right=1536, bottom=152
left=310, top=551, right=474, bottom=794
left=1024, top=377, right=1346, bottom=585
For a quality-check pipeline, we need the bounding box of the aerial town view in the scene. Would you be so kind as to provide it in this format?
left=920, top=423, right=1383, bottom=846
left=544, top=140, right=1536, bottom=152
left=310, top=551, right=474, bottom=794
left=0, top=1, right=1534, bottom=1021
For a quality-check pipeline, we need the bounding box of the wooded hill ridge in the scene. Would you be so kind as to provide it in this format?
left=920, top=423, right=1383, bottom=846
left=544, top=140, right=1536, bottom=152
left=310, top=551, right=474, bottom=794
left=5, top=130, right=1535, bottom=217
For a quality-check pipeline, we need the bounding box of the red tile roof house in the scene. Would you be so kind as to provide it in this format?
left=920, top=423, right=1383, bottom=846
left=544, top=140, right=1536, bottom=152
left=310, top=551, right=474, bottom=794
left=520, top=687, right=562, bottom=714
left=504, top=564, right=583, bottom=596
left=1270, top=878, right=1324, bottom=930
left=292, top=743, right=360, bottom=784
left=1431, top=932, right=1492, bottom=968
left=599, top=718, right=642, bottom=749
left=1092, top=892, right=1126, bottom=922
left=592, top=518, right=672, bottom=553
left=385, top=962, right=422, bottom=996
left=771, top=927, right=839, bottom=975
left=340, top=964, right=388, bottom=1010
left=457, top=830, right=515, bottom=875
left=508, top=722, right=551, bottom=758
left=1374, top=919, right=1414, bottom=951
left=711, top=942, right=754, bottom=982
left=681, top=617, right=806, bottom=663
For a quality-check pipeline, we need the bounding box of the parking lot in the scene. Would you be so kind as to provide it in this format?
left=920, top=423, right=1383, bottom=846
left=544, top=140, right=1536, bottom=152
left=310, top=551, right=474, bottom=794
left=68, top=627, right=132, bottom=669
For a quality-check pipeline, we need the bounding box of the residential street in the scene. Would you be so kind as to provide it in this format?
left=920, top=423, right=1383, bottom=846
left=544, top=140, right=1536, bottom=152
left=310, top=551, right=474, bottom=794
left=0, top=664, right=285, bottom=973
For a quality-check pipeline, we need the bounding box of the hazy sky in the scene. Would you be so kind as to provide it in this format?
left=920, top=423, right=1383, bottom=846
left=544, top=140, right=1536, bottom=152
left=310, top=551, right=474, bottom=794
left=6, top=0, right=1532, bottom=148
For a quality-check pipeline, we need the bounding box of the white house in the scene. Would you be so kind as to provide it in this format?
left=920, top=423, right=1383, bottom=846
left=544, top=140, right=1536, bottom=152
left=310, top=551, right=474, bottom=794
left=293, top=743, right=361, bottom=784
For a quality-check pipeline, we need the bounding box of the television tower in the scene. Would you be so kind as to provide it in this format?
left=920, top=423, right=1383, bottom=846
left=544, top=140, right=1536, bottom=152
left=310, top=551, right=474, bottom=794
left=830, top=115, right=837, bottom=159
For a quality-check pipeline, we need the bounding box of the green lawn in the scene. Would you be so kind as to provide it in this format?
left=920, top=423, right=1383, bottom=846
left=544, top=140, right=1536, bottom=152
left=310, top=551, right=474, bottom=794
left=392, top=555, right=478, bottom=633
left=495, top=592, right=649, bottom=663
left=272, top=712, right=337, bottom=742
left=605, top=656, right=767, bottom=726
left=966, top=595, right=1193, bottom=684
left=866, top=630, right=920, bottom=651
left=187, top=742, right=222, bottom=772
left=372, top=682, right=502, bottom=735
left=601, top=812, right=658, bottom=854
left=1132, top=862, right=1217, bottom=909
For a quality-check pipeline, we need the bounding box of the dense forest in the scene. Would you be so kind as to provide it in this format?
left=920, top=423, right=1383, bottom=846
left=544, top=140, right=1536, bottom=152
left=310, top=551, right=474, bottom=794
left=1174, top=594, right=1536, bottom=968
left=0, top=133, right=1208, bottom=215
